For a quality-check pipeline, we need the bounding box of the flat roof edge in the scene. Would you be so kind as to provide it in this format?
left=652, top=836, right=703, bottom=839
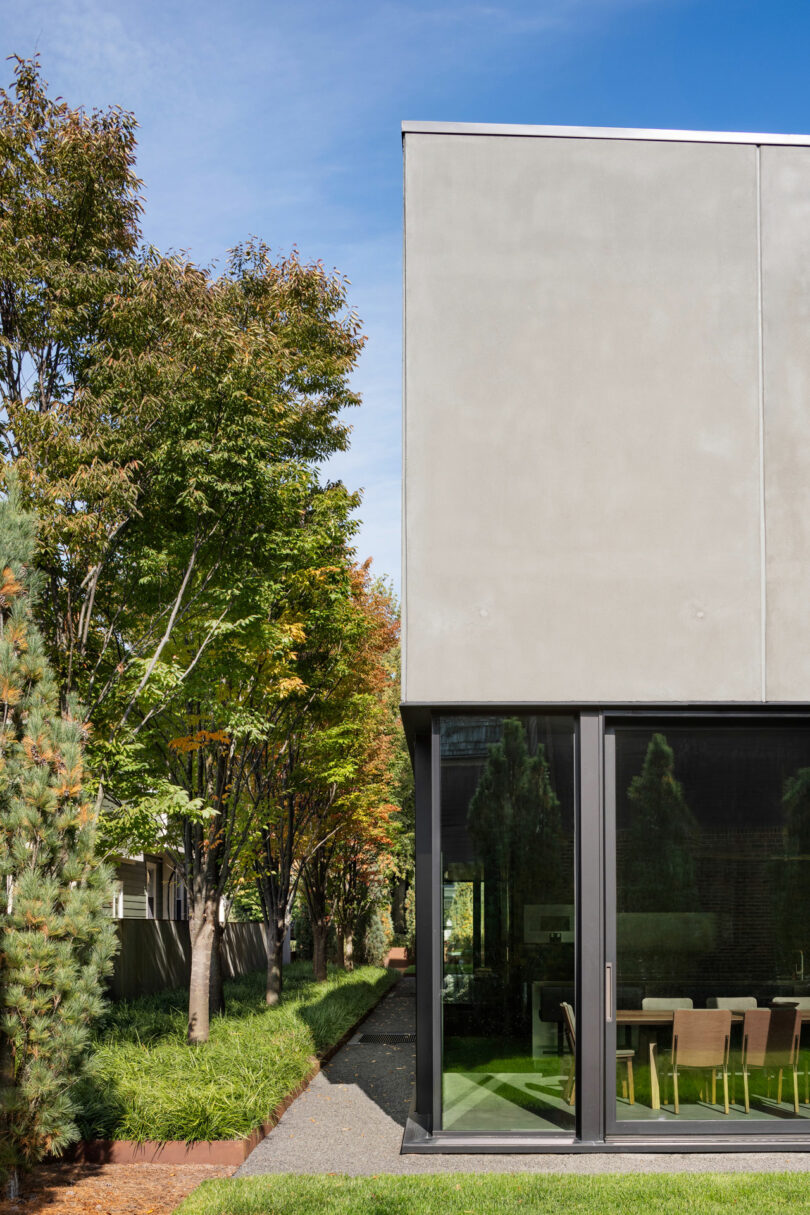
left=401, top=120, right=810, bottom=148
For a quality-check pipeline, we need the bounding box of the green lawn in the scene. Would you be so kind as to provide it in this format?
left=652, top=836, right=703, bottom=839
left=175, top=1173, right=810, bottom=1215
left=74, top=963, right=396, bottom=1144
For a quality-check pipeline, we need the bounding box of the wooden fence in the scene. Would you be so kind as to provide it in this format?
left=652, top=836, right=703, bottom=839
left=110, top=919, right=267, bottom=1000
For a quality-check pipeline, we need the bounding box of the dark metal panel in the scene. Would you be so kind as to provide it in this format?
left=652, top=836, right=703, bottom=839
left=402, top=1123, right=810, bottom=1153
left=604, top=728, right=619, bottom=1134
left=577, top=712, right=604, bottom=1143
left=413, top=728, right=435, bottom=1127
left=431, top=716, right=443, bottom=1132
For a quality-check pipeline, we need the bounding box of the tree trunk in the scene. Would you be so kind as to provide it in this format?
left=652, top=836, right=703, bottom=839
left=265, top=914, right=285, bottom=1006
left=188, top=898, right=216, bottom=1044
left=336, top=927, right=345, bottom=969
left=1, top=1035, right=19, bottom=1198
left=312, top=919, right=328, bottom=982
left=209, top=917, right=226, bottom=1018
left=391, top=878, right=407, bottom=934
left=344, top=930, right=354, bottom=972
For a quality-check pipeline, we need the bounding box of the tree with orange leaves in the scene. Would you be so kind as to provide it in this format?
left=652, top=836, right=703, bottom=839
left=298, top=565, right=401, bottom=981
left=246, top=562, right=400, bottom=996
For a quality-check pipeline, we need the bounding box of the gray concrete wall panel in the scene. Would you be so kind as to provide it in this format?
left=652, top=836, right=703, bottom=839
left=403, top=133, right=763, bottom=703
left=761, top=145, right=810, bottom=701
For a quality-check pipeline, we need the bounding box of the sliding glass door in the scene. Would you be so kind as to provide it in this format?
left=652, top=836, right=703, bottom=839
left=438, top=714, right=577, bottom=1134
left=607, top=719, right=810, bottom=1136
left=425, top=710, right=810, bottom=1146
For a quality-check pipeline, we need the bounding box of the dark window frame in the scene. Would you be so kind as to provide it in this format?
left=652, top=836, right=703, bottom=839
left=403, top=704, right=810, bottom=1155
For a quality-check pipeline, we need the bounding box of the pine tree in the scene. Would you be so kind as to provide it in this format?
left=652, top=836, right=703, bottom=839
left=468, top=717, right=567, bottom=908
left=623, top=732, right=700, bottom=912
left=774, top=767, right=810, bottom=975
left=0, top=485, right=116, bottom=1184
left=467, top=717, right=568, bottom=1003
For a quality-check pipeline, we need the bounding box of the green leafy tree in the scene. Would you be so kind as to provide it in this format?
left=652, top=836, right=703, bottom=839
left=0, top=485, right=115, bottom=1185
left=446, top=884, right=474, bottom=960
left=1, top=57, right=380, bottom=1045
left=0, top=56, right=143, bottom=705
left=103, top=478, right=359, bottom=1041
left=1, top=58, right=366, bottom=1045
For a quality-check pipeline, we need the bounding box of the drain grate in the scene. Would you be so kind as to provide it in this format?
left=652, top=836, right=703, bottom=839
left=357, top=1032, right=416, bottom=1044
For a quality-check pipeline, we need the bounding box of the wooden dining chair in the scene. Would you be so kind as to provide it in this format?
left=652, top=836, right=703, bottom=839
left=650, top=1009, right=732, bottom=1115
left=737, top=1008, right=771, bottom=1113
left=765, top=1007, right=802, bottom=1114
left=560, top=1001, right=635, bottom=1106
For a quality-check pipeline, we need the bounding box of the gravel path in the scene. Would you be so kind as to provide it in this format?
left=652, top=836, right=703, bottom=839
left=237, top=978, right=810, bottom=1175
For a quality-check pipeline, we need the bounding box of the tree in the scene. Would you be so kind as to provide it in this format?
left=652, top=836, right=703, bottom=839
left=622, top=732, right=699, bottom=913
left=446, top=883, right=474, bottom=961
left=774, top=767, right=810, bottom=975
left=103, top=472, right=359, bottom=1041
left=329, top=808, right=396, bottom=973
left=0, top=57, right=378, bottom=1044
left=1, top=55, right=366, bottom=1044
left=0, top=484, right=115, bottom=1187
left=300, top=568, right=399, bottom=980
left=250, top=564, right=399, bottom=997
left=0, top=55, right=143, bottom=707
left=467, top=718, right=566, bottom=1026
left=468, top=717, right=567, bottom=923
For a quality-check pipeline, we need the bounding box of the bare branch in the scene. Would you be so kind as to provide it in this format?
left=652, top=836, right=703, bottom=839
left=120, top=533, right=204, bottom=725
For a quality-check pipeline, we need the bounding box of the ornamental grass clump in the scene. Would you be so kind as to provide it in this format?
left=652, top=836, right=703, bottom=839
left=0, top=485, right=116, bottom=1185
left=75, top=963, right=395, bottom=1144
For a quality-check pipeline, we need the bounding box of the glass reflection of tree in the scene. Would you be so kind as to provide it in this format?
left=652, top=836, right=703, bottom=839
left=775, top=768, right=810, bottom=980
left=446, top=883, right=474, bottom=963
left=467, top=718, right=567, bottom=1028
left=623, top=733, right=699, bottom=911
left=621, top=733, right=700, bottom=983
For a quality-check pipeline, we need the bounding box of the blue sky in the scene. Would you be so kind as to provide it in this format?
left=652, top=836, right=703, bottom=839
left=3, top=0, right=810, bottom=593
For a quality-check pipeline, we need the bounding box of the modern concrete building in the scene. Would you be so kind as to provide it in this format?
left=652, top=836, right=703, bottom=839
left=401, top=122, right=810, bottom=1152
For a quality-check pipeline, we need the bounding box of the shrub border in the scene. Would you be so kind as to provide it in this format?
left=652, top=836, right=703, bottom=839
left=60, top=969, right=400, bottom=1166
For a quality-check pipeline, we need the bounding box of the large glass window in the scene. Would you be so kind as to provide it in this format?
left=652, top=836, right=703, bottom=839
left=440, top=715, right=576, bottom=1132
left=614, top=722, right=810, bottom=1124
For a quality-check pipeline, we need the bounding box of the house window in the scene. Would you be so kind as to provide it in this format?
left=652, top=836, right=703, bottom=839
left=145, top=861, right=158, bottom=919
left=167, top=869, right=188, bottom=921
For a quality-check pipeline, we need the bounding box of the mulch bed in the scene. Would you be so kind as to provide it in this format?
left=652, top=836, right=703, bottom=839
left=0, top=1162, right=235, bottom=1215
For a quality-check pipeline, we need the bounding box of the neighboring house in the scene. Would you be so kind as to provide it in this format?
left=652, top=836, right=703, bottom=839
left=111, top=854, right=189, bottom=921
left=108, top=854, right=264, bottom=999
left=402, top=122, right=810, bottom=1154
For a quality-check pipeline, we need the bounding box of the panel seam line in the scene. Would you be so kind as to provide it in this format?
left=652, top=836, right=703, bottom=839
left=756, top=145, right=767, bottom=703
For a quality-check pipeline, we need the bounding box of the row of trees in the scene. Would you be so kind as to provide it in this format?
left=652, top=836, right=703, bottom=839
left=0, top=57, right=410, bottom=1177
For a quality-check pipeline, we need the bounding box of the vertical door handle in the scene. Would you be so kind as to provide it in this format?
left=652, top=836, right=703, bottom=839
left=605, top=962, right=613, bottom=1022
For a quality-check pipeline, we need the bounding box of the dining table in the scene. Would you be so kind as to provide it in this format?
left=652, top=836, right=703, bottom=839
left=616, top=1008, right=810, bottom=1026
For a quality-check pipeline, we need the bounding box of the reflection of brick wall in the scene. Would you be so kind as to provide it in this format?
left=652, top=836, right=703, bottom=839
left=616, top=829, right=801, bottom=997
